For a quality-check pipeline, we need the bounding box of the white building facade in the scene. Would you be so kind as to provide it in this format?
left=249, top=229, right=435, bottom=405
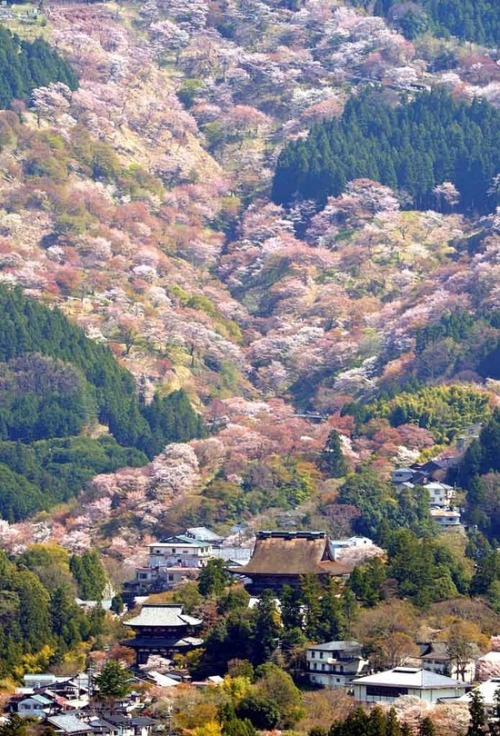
left=307, top=641, right=368, bottom=688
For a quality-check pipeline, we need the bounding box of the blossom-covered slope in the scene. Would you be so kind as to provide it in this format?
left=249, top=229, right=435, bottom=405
left=0, top=0, right=499, bottom=561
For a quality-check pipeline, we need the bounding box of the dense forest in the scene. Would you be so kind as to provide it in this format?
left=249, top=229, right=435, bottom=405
left=358, top=0, right=500, bottom=45
left=0, top=27, right=77, bottom=109
left=272, top=90, right=500, bottom=213
left=0, top=287, right=205, bottom=520
left=0, top=546, right=107, bottom=677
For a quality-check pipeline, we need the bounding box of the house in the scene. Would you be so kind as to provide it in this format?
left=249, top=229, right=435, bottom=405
left=185, top=527, right=224, bottom=545
left=430, top=508, right=463, bottom=531
left=212, top=547, right=253, bottom=566
left=306, top=641, right=369, bottom=688
left=14, top=693, right=56, bottom=718
left=87, top=718, right=121, bottom=736
left=451, top=677, right=500, bottom=711
left=123, top=535, right=215, bottom=599
left=352, top=666, right=467, bottom=704
left=424, top=482, right=455, bottom=508
left=122, top=604, right=203, bottom=666
left=46, top=715, right=93, bottom=736
left=329, top=537, right=373, bottom=561
left=392, top=468, right=415, bottom=485
left=416, top=641, right=477, bottom=683
left=231, top=531, right=350, bottom=594
left=147, top=536, right=213, bottom=569
left=99, top=715, right=157, bottom=736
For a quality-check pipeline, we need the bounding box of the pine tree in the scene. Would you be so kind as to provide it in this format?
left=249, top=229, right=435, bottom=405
left=320, top=430, right=347, bottom=478
left=467, top=690, right=489, bottom=736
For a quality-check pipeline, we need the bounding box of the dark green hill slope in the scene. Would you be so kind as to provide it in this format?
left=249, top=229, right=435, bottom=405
left=272, top=89, right=500, bottom=213
left=0, top=27, right=78, bottom=109
left=0, top=287, right=205, bottom=521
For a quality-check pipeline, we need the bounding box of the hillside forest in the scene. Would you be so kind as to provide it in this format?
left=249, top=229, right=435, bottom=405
left=0, top=0, right=499, bottom=731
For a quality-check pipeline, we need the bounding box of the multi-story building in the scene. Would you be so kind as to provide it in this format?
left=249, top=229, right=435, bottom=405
left=307, top=641, right=368, bottom=688
left=123, top=604, right=203, bottom=666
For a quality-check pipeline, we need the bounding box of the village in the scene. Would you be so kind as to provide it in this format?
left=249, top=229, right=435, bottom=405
left=5, top=489, right=500, bottom=735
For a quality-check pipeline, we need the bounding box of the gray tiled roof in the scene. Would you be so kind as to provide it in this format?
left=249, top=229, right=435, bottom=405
left=47, top=715, right=93, bottom=734
left=307, top=640, right=362, bottom=652
left=124, top=604, right=202, bottom=628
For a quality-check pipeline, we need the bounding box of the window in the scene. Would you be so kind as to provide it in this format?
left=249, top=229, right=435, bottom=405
left=320, top=652, right=324, bottom=659
left=322, top=664, right=326, bottom=671
left=366, top=686, right=408, bottom=698
left=171, top=548, right=176, bottom=554
left=311, top=652, right=315, bottom=659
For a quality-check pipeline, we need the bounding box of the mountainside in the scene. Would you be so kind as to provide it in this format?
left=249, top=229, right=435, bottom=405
left=0, top=0, right=498, bottom=568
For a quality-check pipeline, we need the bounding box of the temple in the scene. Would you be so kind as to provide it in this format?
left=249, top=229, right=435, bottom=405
left=123, top=604, right=203, bottom=666
left=231, top=530, right=350, bottom=593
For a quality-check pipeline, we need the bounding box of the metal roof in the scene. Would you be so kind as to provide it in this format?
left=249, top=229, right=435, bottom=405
left=307, top=640, right=362, bottom=652
left=47, top=716, right=93, bottom=734
left=352, top=667, right=466, bottom=689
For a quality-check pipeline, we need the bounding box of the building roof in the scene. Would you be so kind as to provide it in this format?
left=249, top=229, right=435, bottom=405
left=149, top=535, right=211, bottom=548
left=454, top=677, right=500, bottom=706
left=233, top=531, right=350, bottom=577
left=477, top=651, right=500, bottom=663
left=146, top=672, right=180, bottom=688
left=352, top=667, right=465, bottom=690
left=213, top=547, right=253, bottom=564
left=124, top=604, right=202, bottom=629
left=186, top=527, right=224, bottom=542
left=307, top=640, right=362, bottom=653
left=47, top=716, right=93, bottom=734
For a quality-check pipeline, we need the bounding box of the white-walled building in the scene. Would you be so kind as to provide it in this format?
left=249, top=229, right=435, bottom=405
left=352, top=667, right=467, bottom=704
left=307, top=641, right=368, bottom=688
left=329, top=537, right=373, bottom=560
left=424, top=482, right=455, bottom=507
left=147, top=535, right=213, bottom=569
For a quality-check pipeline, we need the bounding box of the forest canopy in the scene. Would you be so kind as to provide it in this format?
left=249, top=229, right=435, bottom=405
left=272, top=89, right=500, bottom=214
left=0, top=287, right=205, bottom=520
left=365, top=0, right=500, bottom=45
left=0, top=27, right=77, bottom=109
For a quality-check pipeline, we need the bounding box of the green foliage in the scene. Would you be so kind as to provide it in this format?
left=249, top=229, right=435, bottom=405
left=70, top=549, right=107, bottom=600
left=0, top=287, right=205, bottom=519
left=329, top=706, right=407, bottom=736
left=254, top=663, right=304, bottom=728
left=235, top=695, right=280, bottom=730
left=0, top=435, right=146, bottom=522
left=272, top=90, right=500, bottom=214
left=0, top=547, right=104, bottom=677
left=95, top=660, right=131, bottom=700
left=319, top=430, right=347, bottom=478
left=198, top=559, right=232, bottom=597
left=338, top=469, right=436, bottom=541
left=387, top=528, right=470, bottom=607
left=366, top=0, right=500, bottom=45
left=345, top=385, right=491, bottom=443
left=413, top=309, right=500, bottom=382
left=349, top=557, right=387, bottom=607
left=0, top=28, right=77, bottom=110
left=0, top=715, right=31, bottom=736
left=111, top=594, right=124, bottom=615
left=466, top=690, right=489, bottom=736
left=141, top=389, right=206, bottom=458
